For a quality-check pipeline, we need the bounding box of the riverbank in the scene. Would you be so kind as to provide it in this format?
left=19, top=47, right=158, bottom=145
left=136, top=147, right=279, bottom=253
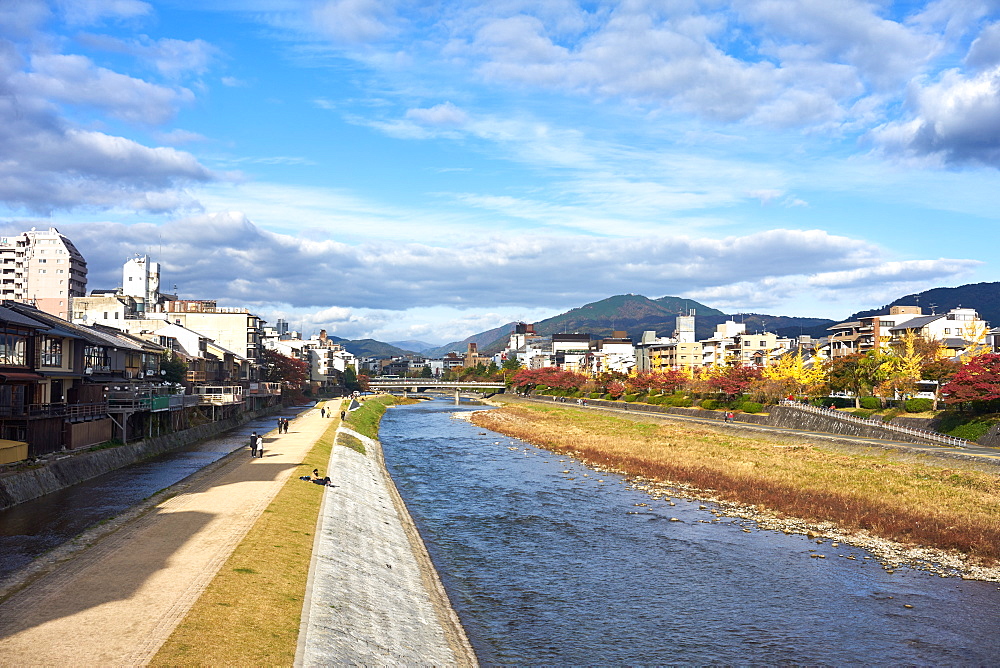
left=0, top=405, right=278, bottom=511
left=470, top=402, right=1000, bottom=582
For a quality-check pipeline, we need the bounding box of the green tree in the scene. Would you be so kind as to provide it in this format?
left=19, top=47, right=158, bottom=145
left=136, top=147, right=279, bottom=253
left=419, top=365, right=433, bottom=378
left=160, top=352, right=187, bottom=385
left=343, top=365, right=360, bottom=391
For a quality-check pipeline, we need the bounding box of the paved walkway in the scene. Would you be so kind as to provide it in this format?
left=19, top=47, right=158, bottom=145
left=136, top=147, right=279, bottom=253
left=0, top=404, right=329, bottom=666
left=296, top=424, right=476, bottom=666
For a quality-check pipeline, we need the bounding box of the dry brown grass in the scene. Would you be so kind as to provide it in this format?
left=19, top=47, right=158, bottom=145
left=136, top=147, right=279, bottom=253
left=473, top=404, right=1000, bottom=562
left=150, top=412, right=340, bottom=667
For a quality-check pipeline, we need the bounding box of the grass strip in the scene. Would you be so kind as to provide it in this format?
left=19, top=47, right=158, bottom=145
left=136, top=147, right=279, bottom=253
left=473, top=403, right=1000, bottom=563
left=150, top=407, right=340, bottom=667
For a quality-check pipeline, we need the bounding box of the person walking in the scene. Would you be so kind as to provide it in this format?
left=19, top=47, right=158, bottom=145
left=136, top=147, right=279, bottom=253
left=283, top=418, right=289, bottom=433
left=256, top=434, right=264, bottom=458
left=249, top=431, right=258, bottom=457
left=321, top=407, right=326, bottom=418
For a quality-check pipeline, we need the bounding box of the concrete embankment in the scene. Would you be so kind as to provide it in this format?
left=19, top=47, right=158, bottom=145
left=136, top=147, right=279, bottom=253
left=532, top=396, right=958, bottom=446
left=0, top=409, right=274, bottom=510
left=297, top=423, right=476, bottom=666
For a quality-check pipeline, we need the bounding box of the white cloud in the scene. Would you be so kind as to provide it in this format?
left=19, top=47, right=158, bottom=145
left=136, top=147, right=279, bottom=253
left=14, top=53, right=195, bottom=124
left=311, top=0, right=399, bottom=44
left=56, top=0, right=152, bottom=26
left=870, top=65, right=1000, bottom=165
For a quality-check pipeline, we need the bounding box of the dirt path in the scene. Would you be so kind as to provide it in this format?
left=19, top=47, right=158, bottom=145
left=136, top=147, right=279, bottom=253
left=0, top=404, right=335, bottom=666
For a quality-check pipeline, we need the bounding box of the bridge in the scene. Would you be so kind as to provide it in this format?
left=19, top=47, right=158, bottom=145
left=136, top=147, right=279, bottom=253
left=366, top=379, right=506, bottom=401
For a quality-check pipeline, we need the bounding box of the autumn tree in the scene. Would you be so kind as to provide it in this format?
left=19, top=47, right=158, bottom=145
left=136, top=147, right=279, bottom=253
left=920, top=357, right=962, bottom=409
left=626, top=370, right=687, bottom=395
left=706, top=364, right=762, bottom=401
left=940, top=353, right=1000, bottom=409
left=762, top=350, right=826, bottom=400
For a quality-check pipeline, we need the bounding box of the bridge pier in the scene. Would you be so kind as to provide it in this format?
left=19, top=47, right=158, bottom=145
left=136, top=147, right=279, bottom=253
left=454, top=388, right=460, bottom=404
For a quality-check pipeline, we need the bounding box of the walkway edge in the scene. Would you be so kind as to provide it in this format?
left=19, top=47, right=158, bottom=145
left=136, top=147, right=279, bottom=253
left=297, top=422, right=477, bottom=666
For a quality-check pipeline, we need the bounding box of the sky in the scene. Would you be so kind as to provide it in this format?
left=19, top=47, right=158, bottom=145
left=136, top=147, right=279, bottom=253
left=1, top=0, right=999, bottom=345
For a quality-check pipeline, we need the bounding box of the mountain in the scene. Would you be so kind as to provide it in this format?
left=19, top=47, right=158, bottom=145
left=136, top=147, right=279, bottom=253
left=339, top=338, right=416, bottom=358
left=530, top=294, right=723, bottom=340
left=846, top=282, right=1000, bottom=327
left=387, top=340, right=439, bottom=353
left=422, top=322, right=519, bottom=359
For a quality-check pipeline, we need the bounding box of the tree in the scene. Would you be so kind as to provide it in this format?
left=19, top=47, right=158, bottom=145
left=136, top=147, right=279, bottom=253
left=160, top=352, right=187, bottom=385
left=920, top=357, right=962, bottom=409
left=626, top=370, right=687, bottom=395
left=940, top=353, right=1000, bottom=407
left=706, top=364, right=762, bottom=401
left=762, top=350, right=825, bottom=399
left=882, top=330, right=924, bottom=399
left=502, top=358, right=522, bottom=372
left=344, top=366, right=360, bottom=391
left=258, top=347, right=309, bottom=389
left=419, top=365, right=433, bottom=378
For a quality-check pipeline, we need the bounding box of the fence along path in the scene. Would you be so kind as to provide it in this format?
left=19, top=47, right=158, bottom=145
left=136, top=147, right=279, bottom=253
left=778, top=400, right=971, bottom=448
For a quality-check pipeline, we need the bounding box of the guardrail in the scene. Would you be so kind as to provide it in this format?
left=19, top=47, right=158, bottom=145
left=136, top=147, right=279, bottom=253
left=779, top=400, right=971, bottom=448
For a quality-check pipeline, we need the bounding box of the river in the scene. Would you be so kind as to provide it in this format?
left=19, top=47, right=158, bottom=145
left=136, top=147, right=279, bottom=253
left=0, top=408, right=305, bottom=579
left=379, top=398, right=1000, bottom=665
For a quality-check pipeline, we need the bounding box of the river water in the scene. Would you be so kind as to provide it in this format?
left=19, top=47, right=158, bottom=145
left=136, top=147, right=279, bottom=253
left=0, top=409, right=306, bottom=579
left=379, top=398, right=1000, bottom=665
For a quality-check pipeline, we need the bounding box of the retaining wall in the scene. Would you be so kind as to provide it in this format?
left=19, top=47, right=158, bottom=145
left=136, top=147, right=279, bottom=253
left=0, top=408, right=275, bottom=511
left=537, top=396, right=943, bottom=445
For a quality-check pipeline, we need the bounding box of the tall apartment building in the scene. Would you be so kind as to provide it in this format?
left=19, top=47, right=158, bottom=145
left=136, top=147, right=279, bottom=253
left=0, top=227, right=88, bottom=319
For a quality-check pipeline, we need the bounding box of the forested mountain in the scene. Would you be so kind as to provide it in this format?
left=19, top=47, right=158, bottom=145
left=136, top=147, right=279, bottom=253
left=847, top=282, right=1000, bottom=326
left=345, top=283, right=1000, bottom=359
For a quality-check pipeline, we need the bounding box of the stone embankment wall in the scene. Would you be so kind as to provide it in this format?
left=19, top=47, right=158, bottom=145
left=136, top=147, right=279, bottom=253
left=0, top=408, right=275, bottom=511
left=541, top=397, right=946, bottom=446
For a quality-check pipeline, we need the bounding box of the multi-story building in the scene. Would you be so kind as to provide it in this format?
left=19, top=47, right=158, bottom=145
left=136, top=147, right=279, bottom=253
left=0, top=227, right=88, bottom=319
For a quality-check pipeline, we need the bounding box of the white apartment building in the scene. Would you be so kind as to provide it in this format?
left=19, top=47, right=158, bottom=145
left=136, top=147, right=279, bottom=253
left=0, top=227, right=88, bottom=319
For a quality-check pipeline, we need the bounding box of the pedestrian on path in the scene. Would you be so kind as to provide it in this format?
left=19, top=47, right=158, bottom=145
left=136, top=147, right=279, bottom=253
left=341, top=410, right=346, bottom=420
left=249, top=431, right=258, bottom=457
left=256, top=435, right=264, bottom=458
left=284, top=418, right=290, bottom=433
left=321, top=407, right=326, bottom=418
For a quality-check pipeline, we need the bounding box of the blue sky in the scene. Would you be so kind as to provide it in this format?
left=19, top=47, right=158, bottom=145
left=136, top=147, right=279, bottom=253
left=1, top=0, right=999, bottom=344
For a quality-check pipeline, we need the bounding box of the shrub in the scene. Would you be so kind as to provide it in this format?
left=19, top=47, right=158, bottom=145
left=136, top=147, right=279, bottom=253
left=948, top=422, right=993, bottom=442
left=622, top=394, right=638, bottom=402
left=859, top=396, right=881, bottom=410
left=602, top=393, right=613, bottom=400
left=904, top=397, right=934, bottom=413
left=589, top=392, right=602, bottom=399
left=852, top=409, right=875, bottom=419
left=700, top=399, right=719, bottom=410
left=740, top=401, right=763, bottom=414
left=670, top=396, right=692, bottom=407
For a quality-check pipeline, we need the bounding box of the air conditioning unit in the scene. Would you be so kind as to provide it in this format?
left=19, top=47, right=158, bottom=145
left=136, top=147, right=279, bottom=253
left=84, top=367, right=93, bottom=375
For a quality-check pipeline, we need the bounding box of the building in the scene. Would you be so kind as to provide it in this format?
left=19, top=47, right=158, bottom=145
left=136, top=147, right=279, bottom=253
left=0, top=227, right=88, bottom=319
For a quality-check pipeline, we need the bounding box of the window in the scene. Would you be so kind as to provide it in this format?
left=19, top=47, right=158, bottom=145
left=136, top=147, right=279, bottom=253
left=41, top=337, right=62, bottom=366
left=103, top=312, right=108, bottom=319
left=0, top=330, right=28, bottom=365
left=84, top=345, right=109, bottom=371
left=945, top=328, right=951, bottom=334
left=37, top=259, right=46, bottom=263
left=114, top=312, right=119, bottom=319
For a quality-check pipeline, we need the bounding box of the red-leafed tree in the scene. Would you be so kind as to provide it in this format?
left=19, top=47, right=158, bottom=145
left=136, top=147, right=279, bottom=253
left=258, top=348, right=309, bottom=388
left=707, top=364, right=762, bottom=400
left=509, top=367, right=587, bottom=392
left=626, top=370, right=688, bottom=394
left=940, top=354, right=1000, bottom=406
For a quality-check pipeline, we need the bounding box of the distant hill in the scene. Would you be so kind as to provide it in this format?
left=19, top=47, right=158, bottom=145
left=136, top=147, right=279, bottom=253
left=847, top=282, right=1000, bottom=327
left=387, top=340, right=439, bottom=353
left=531, top=294, right=723, bottom=340
left=423, top=322, right=518, bottom=358
left=340, top=338, right=416, bottom=358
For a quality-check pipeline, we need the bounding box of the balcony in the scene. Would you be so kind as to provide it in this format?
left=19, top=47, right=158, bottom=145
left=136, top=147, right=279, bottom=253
left=0, top=402, right=108, bottom=419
